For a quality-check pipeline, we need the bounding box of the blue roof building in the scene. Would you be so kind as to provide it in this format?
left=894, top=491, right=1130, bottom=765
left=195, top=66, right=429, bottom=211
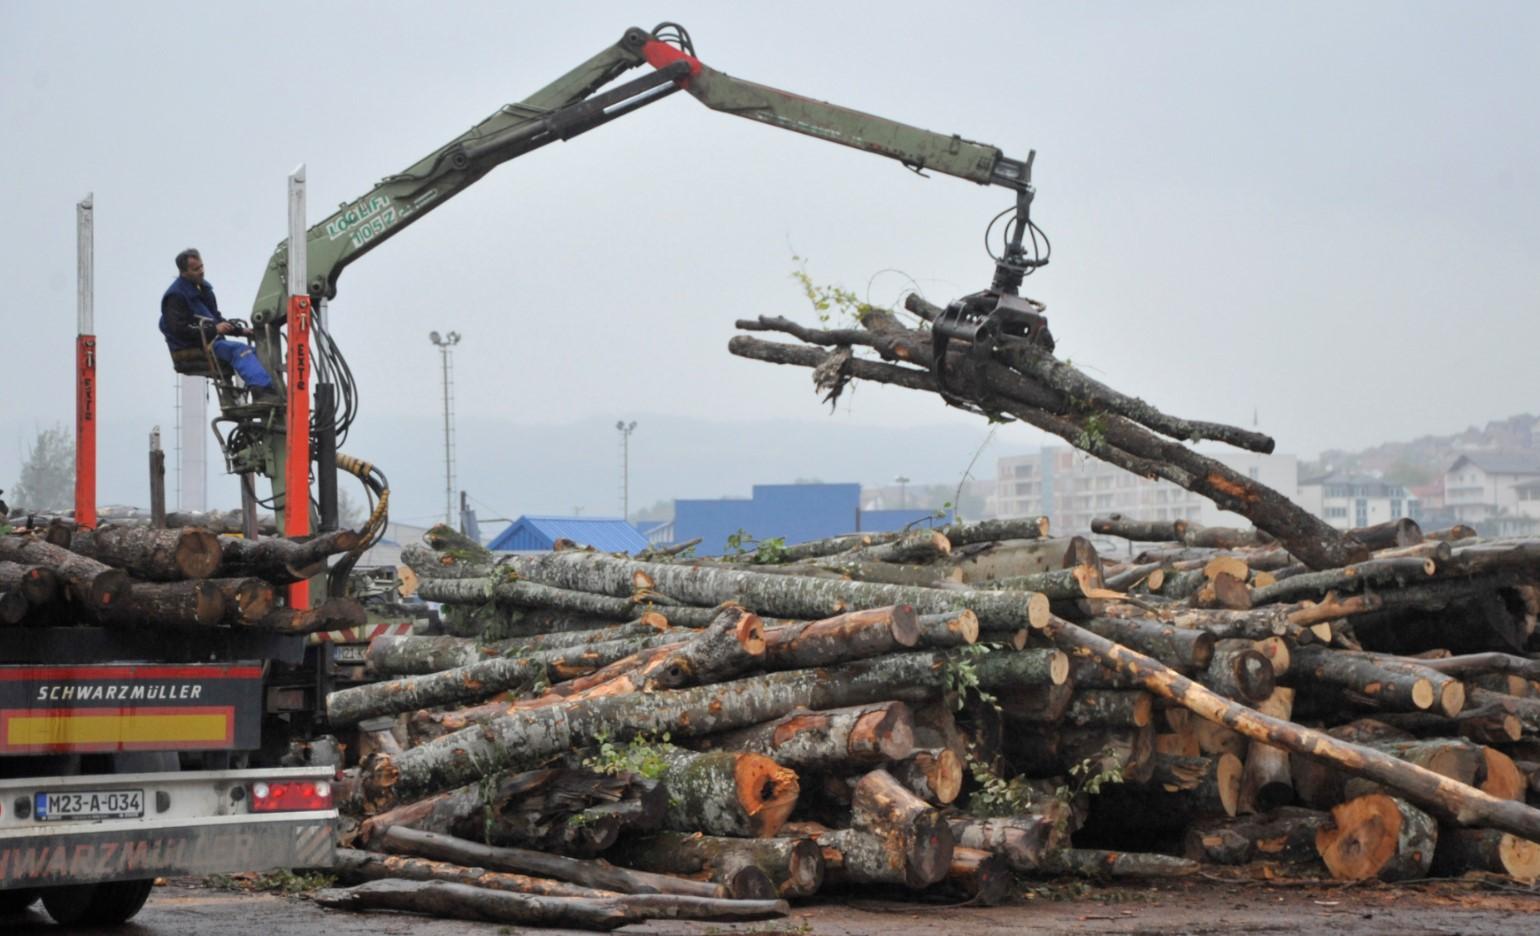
left=672, top=483, right=946, bottom=556
left=488, top=516, right=650, bottom=553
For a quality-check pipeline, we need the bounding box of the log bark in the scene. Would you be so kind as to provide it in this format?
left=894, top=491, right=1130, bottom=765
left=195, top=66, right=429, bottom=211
left=888, top=748, right=963, bottom=805
left=608, top=832, right=824, bottom=898
left=496, top=551, right=1049, bottom=635
left=417, top=576, right=666, bottom=622
left=648, top=604, right=765, bottom=688
left=206, top=577, right=275, bottom=624
left=355, top=768, right=662, bottom=855
left=814, top=826, right=952, bottom=889
left=990, top=564, right=1103, bottom=601
left=1202, top=642, right=1276, bottom=703
left=940, top=846, right=1012, bottom=905
left=939, top=516, right=1051, bottom=546
left=1087, top=753, right=1242, bottom=834
left=1250, top=557, right=1437, bottom=606
left=1316, top=793, right=1437, bottom=881
left=1039, top=614, right=1540, bottom=842
left=948, top=815, right=1059, bottom=872
left=100, top=579, right=225, bottom=628
left=311, top=878, right=787, bottom=929
left=850, top=768, right=955, bottom=887
left=218, top=529, right=361, bottom=583
left=762, top=605, right=916, bottom=670
left=332, top=847, right=611, bottom=898
left=1092, top=515, right=1183, bottom=543
left=0, top=534, right=130, bottom=612
left=1431, top=827, right=1540, bottom=882
left=1238, top=687, right=1294, bottom=814
left=327, top=656, right=547, bottom=726
left=1062, top=690, right=1153, bottom=729
left=380, top=826, right=722, bottom=898
left=249, top=596, right=366, bottom=634
left=68, top=524, right=222, bottom=581
left=950, top=536, right=1097, bottom=585
left=693, top=701, right=915, bottom=772
left=1351, top=518, right=1424, bottom=550
left=658, top=748, right=799, bottom=838
left=914, top=609, right=979, bottom=647
left=1184, top=807, right=1330, bottom=865
left=1289, top=645, right=1465, bottom=717
left=0, top=590, right=27, bottom=625
left=1083, top=616, right=1215, bottom=671
left=0, top=561, right=60, bottom=606
left=1036, top=848, right=1200, bottom=878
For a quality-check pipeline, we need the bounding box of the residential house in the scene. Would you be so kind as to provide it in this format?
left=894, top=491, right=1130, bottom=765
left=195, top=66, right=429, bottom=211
left=1296, top=472, right=1419, bottom=531
left=1443, top=453, right=1540, bottom=527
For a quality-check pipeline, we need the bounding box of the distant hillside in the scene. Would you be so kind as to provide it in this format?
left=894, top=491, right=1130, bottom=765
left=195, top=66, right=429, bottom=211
left=1301, top=413, right=1540, bottom=485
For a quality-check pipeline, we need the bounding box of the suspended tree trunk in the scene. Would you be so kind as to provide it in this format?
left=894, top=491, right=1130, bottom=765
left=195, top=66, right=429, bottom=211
left=729, top=307, right=1366, bottom=570
left=248, top=596, right=366, bottom=634
left=206, top=577, right=275, bottom=624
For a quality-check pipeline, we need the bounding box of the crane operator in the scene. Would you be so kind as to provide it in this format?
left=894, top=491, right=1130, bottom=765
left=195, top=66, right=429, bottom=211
left=160, top=247, right=278, bottom=402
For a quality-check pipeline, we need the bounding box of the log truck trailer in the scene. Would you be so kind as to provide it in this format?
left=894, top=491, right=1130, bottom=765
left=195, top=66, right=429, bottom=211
left=1, top=23, right=1049, bottom=925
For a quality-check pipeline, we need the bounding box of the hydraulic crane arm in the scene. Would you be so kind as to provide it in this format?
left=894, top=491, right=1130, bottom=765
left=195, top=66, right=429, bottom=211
left=639, top=39, right=1033, bottom=193
left=249, top=27, right=670, bottom=328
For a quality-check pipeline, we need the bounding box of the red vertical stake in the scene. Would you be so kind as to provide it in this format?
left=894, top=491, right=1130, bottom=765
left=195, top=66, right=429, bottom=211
left=75, top=194, right=96, bottom=530
left=285, top=295, right=312, bottom=609
left=75, top=335, right=97, bottom=529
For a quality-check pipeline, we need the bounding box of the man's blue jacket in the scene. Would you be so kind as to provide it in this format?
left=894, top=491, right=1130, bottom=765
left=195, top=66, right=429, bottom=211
left=160, top=276, right=224, bottom=351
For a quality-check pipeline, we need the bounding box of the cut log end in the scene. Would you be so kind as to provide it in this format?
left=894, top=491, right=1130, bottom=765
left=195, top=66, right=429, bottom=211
left=1498, top=834, right=1540, bottom=882
left=1410, top=679, right=1435, bottom=711
left=890, top=604, right=921, bottom=647
left=1439, top=681, right=1466, bottom=719
left=736, top=611, right=767, bottom=657
left=1025, top=592, right=1051, bottom=629
left=1316, top=794, right=1433, bottom=882
left=1216, top=752, right=1244, bottom=817
left=735, top=755, right=800, bottom=838
left=1050, top=650, right=1070, bottom=686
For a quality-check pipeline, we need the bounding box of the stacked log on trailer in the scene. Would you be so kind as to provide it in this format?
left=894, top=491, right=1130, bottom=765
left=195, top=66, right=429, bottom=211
left=302, top=507, right=1540, bottom=927
left=0, top=519, right=368, bottom=634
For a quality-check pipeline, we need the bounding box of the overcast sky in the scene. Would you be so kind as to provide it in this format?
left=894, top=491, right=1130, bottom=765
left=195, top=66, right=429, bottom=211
left=2, top=1, right=1536, bottom=524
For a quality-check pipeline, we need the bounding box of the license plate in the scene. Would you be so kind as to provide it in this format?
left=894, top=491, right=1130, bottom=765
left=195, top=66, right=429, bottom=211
left=333, top=644, right=368, bottom=664
left=35, top=788, right=145, bottom=821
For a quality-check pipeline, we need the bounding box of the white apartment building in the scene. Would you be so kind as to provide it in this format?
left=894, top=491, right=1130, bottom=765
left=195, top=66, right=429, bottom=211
left=1443, top=453, right=1540, bottom=525
left=990, top=446, right=1298, bottom=535
left=1296, top=472, right=1420, bottom=531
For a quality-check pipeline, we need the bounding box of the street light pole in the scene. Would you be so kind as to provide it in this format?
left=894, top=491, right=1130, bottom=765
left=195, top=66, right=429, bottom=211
left=616, top=420, right=637, bottom=520
left=429, top=330, right=461, bottom=526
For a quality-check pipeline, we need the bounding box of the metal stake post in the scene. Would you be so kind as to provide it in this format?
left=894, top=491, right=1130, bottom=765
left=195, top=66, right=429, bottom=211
left=284, top=166, right=312, bottom=609
left=75, top=194, right=97, bottom=529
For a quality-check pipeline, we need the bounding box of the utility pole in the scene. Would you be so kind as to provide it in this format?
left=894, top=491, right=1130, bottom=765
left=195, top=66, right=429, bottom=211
left=616, top=420, right=637, bottom=520
left=429, top=331, right=461, bottom=526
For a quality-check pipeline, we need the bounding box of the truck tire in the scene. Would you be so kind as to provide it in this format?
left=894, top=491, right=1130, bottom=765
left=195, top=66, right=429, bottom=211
left=41, top=879, right=154, bottom=925
left=0, top=888, right=39, bottom=915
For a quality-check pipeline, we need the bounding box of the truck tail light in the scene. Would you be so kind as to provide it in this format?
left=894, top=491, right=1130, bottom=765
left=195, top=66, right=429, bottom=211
left=249, top=779, right=333, bottom=812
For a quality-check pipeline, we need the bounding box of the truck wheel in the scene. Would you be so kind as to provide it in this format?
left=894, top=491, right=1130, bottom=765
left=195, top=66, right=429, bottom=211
left=0, top=888, right=39, bottom=915
left=41, top=879, right=155, bottom=925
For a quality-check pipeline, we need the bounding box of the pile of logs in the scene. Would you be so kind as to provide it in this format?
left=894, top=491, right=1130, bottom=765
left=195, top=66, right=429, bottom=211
left=0, top=518, right=368, bottom=634
left=307, top=514, right=1540, bottom=927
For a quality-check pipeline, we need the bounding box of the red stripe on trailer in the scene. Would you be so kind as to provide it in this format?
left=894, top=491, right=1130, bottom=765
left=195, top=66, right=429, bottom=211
left=0, top=665, right=264, bottom=681
left=75, top=334, right=97, bottom=529
left=285, top=295, right=312, bottom=610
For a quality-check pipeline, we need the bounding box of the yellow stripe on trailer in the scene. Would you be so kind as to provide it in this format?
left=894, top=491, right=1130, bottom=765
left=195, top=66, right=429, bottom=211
left=3, top=708, right=232, bottom=751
